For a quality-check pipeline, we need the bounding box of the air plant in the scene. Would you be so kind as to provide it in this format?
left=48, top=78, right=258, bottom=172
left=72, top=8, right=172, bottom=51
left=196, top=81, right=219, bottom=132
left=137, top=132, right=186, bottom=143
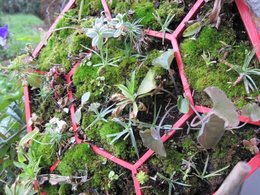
left=201, top=50, right=217, bottom=67
left=5, top=177, right=37, bottom=195
left=85, top=102, right=114, bottom=130
left=194, top=155, right=229, bottom=180
left=153, top=11, right=175, bottom=45
left=156, top=171, right=191, bottom=195
left=111, top=69, right=157, bottom=119
left=44, top=117, right=67, bottom=146
left=222, top=49, right=260, bottom=94
left=107, top=116, right=139, bottom=158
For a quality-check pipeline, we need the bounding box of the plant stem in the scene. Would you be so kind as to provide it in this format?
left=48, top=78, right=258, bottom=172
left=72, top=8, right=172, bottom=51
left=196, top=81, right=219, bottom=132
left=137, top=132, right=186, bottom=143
left=168, top=69, right=179, bottom=95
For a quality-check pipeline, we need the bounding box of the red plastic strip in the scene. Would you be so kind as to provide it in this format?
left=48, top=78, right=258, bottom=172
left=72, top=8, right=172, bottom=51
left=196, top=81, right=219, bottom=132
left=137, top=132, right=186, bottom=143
left=195, top=105, right=260, bottom=126
left=171, top=38, right=194, bottom=105
left=144, top=29, right=172, bottom=41
left=245, top=153, right=260, bottom=179
left=173, top=0, right=205, bottom=39
left=50, top=160, right=60, bottom=172
left=23, top=86, right=33, bottom=132
left=235, top=0, right=260, bottom=61
left=32, top=0, right=76, bottom=57
left=101, top=0, right=112, bottom=19
left=64, top=71, right=82, bottom=144
left=91, top=144, right=134, bottom=170
left=132, top=169, right=142, bottom=195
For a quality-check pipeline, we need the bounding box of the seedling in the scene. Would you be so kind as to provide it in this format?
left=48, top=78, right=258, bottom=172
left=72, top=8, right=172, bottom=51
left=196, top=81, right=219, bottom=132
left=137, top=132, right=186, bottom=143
left=75, top=92, right=91, bottom=124
left=85, top=102, right=114, bottom=130
left=107, top=117, right=139, bottom=158
left=136, top=171, right=149, bottom=185
left=201, top=50, right=217, bottom=67
left=191, top=155, right=229, bottom=181
left=156, top=171, right=191, bottom=195
left=153, top=11, right=175, bottom=45
left=5, top=177, right=36, bottom=195
left=111, top=69, right=156, bottom=119
left=222, top=49, right=260, bottom=94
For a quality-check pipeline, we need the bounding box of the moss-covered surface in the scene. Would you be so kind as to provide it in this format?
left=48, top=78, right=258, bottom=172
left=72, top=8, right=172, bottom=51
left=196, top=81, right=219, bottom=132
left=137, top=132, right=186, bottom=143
left=55, top=143, right=134, bottom=193
left=180, top=21, right=260, bottom=108
left=36, top=2, right=95, bottom=71
left=30, top=134, right=58, bottom=168
left=72, top=38, right=167, bottom=101
left=110, top=0, right=186, bottom=30
left=142, top=124, right=256, bottom=194
left=83, top=119, right=136, bottom=159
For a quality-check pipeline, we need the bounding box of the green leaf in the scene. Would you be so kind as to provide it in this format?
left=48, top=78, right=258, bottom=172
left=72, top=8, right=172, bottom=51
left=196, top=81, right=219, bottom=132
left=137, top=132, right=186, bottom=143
left=177, top=96, right=189, bottom=114
left=75, top=108, right=82, bottom=124
left=183, top=21, right=203, bottom=37
left=137, top=69, right=157, bottom=95
left=127, top=71, right=136, bottom=95
left=198, top=114, right=225, bottom=149
left=204, top=87, right=239, bottom=128
left=19, top=129, right=39, bottom=147
left=140, top=129, right=166, bottom=157
left=27, top=73, right=43, bottom=88
left=152, top=49, right=175, bottom=70
left=18, top=149, right=26, bottom=162
left=241, top=103, right=260, bottom=122
left=81, top=92, right=90, bottom=106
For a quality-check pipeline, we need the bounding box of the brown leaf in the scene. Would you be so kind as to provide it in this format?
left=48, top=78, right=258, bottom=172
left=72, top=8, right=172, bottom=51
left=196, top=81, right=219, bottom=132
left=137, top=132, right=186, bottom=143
left=110, top=93, right=126, bottom=102
left=138, top=102, right=147, bottom=112
left=209, top=0, right=234, bottom=28
left=112, top=103, right=128, bottom=118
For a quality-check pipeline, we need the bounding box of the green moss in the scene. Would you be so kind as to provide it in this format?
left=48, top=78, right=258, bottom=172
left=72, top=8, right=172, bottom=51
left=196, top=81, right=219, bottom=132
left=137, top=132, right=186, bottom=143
left=57, top=143, right=96, bottom=176
left=113, top=1, right=130, bottom=14
left=85, top=120, right=130, bottom=159
left=75, top=0, right=102, bottom=16
left=132, top=2, right=155, bottom=28
left=42, top=184, right=59, bottom=195
left=55, top=11, right=76, bottom=39
left=180, top=25, right=257, bottom=108
left=37, top=35, right=71, bottom=71
left=70, top=32, right=91, bottom=55
left=156, top=1, right=185, bottom=23
left=30, top=134, right=57, bottom=167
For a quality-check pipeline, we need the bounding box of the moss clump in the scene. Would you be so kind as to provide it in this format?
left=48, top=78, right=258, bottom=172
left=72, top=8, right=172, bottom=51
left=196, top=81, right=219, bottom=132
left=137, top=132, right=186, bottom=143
left=75, top=0, right=102, bottom=16
left=85, top=120, right=131, bottom=159
left=180, top=25, right=256, bottom=108
left=70, top=32, right=91, bottom=55
left=132, top=2, right=155, bottom=28
left=41, top=184, right=59, bottom=195
left=37, top=35, right=71, bottom=71
left=30, top=134, right=57, bottom=167
left=57, top=143, right=96, bottom=176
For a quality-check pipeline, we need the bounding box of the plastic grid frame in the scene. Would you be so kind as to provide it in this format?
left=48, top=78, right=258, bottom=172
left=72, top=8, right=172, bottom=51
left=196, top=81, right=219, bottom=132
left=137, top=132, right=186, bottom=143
left=23, top=0, right=260, bottom=194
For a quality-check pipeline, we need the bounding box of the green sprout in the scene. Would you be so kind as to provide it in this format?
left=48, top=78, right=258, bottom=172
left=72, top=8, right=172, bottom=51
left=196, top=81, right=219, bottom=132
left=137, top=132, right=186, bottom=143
left=153, top=11, right=175, bottom=45
left=201, top=50, right=216, bottom=67
left=157, top=171, right=191, bottom=195
left=222, top=49, right=260, bottom=94
left=136, top=171, right=149, bottom=185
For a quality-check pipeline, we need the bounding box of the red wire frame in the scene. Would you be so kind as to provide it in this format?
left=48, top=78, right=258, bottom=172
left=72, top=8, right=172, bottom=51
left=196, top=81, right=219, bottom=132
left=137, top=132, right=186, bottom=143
left=23, top=0, right=260, bottom=194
